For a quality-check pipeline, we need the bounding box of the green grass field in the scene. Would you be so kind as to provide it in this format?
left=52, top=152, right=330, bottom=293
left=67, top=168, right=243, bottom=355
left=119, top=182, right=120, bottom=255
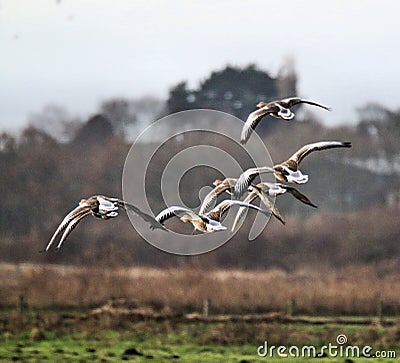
left=0, top=309, right=398, bottom=362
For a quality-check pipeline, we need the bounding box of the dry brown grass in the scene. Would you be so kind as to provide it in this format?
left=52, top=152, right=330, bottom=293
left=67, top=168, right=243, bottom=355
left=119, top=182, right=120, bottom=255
left=1, top=263, right=399, bottom=316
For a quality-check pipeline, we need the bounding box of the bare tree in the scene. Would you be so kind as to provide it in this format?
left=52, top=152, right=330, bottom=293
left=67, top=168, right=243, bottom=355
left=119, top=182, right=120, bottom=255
left=28, top=104, right=81, bottom=142
left=99, top=98, right=137, bottom=136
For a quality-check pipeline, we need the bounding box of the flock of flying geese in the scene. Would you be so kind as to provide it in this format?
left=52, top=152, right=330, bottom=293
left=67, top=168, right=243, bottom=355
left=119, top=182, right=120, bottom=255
left=44, top=97, right=352, bottom=251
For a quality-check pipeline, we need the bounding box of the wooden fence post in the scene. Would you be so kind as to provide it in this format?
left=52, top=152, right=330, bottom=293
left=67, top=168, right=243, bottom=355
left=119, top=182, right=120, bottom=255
left=376, top=295, right=383, bottom=324
left=18, top=294, right=26, bottom=313
left=287, top=298, right=296, bottom=316
left=203, top=298, right=210, bottom=317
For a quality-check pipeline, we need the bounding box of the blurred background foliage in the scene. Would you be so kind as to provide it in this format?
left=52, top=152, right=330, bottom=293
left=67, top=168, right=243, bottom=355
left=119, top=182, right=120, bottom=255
left=1, top=63, right=399, bottom=270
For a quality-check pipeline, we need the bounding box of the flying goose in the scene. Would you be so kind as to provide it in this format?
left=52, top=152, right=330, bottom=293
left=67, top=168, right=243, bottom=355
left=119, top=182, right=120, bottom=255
left=231, top=182, right=318, bottom=231
left=156, top=200, right=271, bottom=233
left=241, top=97, right=331, bottom=144
left=44, top=195, right=165, bottom=251
left=234, top=141, right=352, bottom=197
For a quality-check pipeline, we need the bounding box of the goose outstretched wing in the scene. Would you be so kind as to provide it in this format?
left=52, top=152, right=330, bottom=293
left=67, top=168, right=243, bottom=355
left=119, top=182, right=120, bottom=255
left=155, top=206, right=199, bottom=225
left=241, top=106, right=275, bottom=144
left=279, top=97, right=331, bottom=111
left=44, top=204, right=91, bottom=251
left=288, top=141, right=352, bottom=165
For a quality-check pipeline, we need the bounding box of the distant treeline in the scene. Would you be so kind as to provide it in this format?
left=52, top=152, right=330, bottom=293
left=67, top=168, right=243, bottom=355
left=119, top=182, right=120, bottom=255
left=1, top=65, right=399, bottom=270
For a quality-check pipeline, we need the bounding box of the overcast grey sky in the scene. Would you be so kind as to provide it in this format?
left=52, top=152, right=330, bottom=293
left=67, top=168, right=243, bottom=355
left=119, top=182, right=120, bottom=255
left=1, top=0, right=400, bottom=133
